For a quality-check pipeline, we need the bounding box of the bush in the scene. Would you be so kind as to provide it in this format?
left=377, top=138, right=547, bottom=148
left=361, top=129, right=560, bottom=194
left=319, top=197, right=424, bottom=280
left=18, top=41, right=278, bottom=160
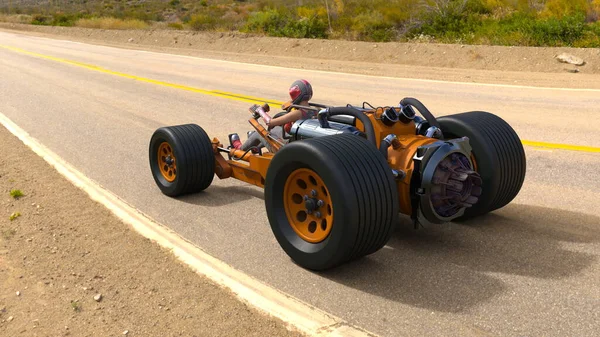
left=242, top=8, right=328, bottom=39
left=52, top=13, right=78, bottom=27
left=282, top=17, right=328, bottom=38
left=528, top=14, right=586, bottom=46
left=573, top=21, right=600, bottom=47
left=242, top=8, right=288, bottom=36
left=188, top=14, right=217, bottom=31
left=489, top=12, right=586, bottom=46
left=284, top=7, right=328, bottom=39
left=31, top=14, right=52, bottom=26
left=3, top=0, right=598, bottom=47
left=75, top=17, right=149, bottom=30
left=410, top=11, right=483, bottom=43
left=542, top=0, right=589, bottom=18
left=351, top=11, right=395, bottom=42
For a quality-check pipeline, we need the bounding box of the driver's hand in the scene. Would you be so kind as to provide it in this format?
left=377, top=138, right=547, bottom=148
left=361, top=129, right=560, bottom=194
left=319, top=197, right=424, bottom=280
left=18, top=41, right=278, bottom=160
left=249, top=104, right=261, bottom=118
left=249, top=104, right=259, bottom=113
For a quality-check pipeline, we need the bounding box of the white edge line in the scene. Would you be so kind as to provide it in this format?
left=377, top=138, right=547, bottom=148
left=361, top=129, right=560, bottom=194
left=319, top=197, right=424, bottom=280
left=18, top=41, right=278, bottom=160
left=3, top=29, right=600, bottom=93
left=0, top=112, right=378, bottom=337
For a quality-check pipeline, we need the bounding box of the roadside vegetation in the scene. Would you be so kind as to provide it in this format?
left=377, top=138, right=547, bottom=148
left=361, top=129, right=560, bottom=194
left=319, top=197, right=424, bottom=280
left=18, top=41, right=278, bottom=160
left=1, top=0, right=599, bottom=47
left=9, top=188, right=24, bottom=199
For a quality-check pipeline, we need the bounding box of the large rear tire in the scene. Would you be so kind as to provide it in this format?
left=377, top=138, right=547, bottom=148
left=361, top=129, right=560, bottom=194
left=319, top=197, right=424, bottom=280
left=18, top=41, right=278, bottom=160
left=149, top=124, right=214, bottom=197
left=437, top=111, right=526, bottom=218
left=264, top=134, right=399, bottom=270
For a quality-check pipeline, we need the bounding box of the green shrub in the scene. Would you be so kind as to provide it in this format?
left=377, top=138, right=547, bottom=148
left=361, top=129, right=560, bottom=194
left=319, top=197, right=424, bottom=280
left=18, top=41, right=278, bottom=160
left=542, top=0, right=589, bottom=18
left=282, top=15, right=328, bottom=39
left=188, top=14, right=217, bottom=31
left=9, top=212, right=20, bottom=222
left=53, top=13, right=78, bottom=27
left=573, top=21, right=600, bottom=47
left=465, top=0, right=493, bottom=14
left=410, top=11, right=483, bottom=43
left=590, top=21, right=600, bottom=35
left=528, top=14, right=586, bottom=46
left=3, top=0, right=599, bottom=47
left=489, top=12, right=586, bottom=46
left=243, top=8, right=328, bottom=39
left=351, top=11, right=395, bottom=42
left=242, top=8, right=288, bottom=36
left=31, top=14, right=52, bottom=26
left=573, top=31, right=600, bottom=47
left=10, top=189, right=24, bottom=199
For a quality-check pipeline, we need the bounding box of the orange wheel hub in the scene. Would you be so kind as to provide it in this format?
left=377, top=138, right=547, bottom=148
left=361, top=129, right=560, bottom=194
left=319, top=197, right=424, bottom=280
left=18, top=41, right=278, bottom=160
left=283, top=168, right=334, bottom=243
left=158, top=142, right=177, bottom=182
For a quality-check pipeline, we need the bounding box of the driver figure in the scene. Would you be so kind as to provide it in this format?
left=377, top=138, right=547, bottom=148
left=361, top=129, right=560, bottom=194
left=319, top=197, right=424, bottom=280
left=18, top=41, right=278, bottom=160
left=229, top=79, right=315, bottom=153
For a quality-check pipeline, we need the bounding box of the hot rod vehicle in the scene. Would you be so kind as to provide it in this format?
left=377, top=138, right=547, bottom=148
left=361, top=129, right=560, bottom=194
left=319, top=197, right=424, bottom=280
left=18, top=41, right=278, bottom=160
left=149, top=97, right=526, bottom=270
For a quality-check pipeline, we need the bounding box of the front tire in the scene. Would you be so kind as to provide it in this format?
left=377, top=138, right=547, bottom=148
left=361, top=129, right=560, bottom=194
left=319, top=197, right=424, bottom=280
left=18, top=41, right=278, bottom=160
left=264, top=134, right=399, bottom=271
left=149, top=124, right=215, bottom=197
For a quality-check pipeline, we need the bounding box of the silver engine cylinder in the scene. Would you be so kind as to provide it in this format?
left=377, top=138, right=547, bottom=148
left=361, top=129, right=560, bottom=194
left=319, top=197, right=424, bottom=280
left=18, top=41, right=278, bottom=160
left=289, top=118, right=364, bottom=141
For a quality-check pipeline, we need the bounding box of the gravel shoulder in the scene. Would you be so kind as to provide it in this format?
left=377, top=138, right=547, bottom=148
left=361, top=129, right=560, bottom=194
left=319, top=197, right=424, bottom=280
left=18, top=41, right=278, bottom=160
left=1, top=23, right=600, bottom=89
left=0, top=125, right=303, bottom=336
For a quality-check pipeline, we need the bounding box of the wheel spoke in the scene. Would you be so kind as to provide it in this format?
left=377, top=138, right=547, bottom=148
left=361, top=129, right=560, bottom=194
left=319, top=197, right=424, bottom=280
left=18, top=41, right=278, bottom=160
left=288, top=185, right=305, bottom=196
left=288, top=202, right=305, bottom=216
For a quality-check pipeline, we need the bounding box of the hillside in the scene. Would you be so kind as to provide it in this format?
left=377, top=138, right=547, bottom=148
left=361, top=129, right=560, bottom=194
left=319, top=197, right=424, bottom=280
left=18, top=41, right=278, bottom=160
left=1, top=0, right=600, bottom=47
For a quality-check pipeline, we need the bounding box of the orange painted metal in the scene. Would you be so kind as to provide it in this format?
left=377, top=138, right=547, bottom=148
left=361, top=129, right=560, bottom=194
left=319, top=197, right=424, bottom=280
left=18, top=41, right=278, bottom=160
left=368, top=107, right=418, bottom=145
left=470, top=153, right=478, bottom=172
left=157, top=142, right=177, bottom=182
left=228, top=162, right=265, bottom=188
left=210, top=142, right=275, bottom=188
left=210, top=105, right=444, bottom=217
left=227, top=149, right=273, bottom=188
left=249, top=118, right=283, bottom=153
left=214, top=154, right=232, bottom=179
left=211, top=137, right=232, bottom=179
left=283, top=168, right=334, bottom=243
left=386, top=135, right=438, bottom=215
left=342, top=106, right=439, bottom=215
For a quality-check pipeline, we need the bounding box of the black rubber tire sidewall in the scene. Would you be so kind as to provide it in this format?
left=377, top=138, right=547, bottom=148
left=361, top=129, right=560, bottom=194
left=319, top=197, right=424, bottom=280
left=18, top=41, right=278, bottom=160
left=264, top=134, right=398, bottom=270
left=437, top=111, right=526, bottom=218
left=149, top=124, right=214, bottom=197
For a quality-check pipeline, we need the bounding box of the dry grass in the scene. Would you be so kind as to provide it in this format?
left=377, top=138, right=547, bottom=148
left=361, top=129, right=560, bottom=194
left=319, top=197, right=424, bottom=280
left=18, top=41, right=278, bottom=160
left=74, top=17, right=149, bottom=30
left=0, top=13, right=32, bottom=24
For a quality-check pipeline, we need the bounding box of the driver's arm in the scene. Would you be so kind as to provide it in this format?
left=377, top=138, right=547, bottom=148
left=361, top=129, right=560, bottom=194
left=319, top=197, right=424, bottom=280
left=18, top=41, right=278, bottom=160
left=267, top=109, right=304, bottom=127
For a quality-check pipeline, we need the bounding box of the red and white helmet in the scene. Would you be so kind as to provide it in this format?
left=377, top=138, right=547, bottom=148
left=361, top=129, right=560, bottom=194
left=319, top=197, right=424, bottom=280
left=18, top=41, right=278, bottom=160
left=289, top=79, right=313, bottom=105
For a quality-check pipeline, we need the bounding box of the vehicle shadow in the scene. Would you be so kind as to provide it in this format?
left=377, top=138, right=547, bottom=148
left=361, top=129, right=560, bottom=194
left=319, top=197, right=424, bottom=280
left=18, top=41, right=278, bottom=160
left=176, top=184, right=264, bottom=207
left=316, top=204, right=599, bottom=313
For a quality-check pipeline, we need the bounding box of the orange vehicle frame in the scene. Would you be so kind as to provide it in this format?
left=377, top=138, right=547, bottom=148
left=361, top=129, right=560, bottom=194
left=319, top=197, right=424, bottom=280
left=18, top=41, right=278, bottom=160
left=210, top=106, right=439, bottom=216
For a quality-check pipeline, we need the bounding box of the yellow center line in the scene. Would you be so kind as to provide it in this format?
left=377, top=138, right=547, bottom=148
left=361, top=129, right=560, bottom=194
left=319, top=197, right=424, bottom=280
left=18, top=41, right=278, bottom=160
left=2, top=44, right=599, bottom=154
left=0, top=45, right=282, bottom=106
left=521, top=140, right=600, bottom=153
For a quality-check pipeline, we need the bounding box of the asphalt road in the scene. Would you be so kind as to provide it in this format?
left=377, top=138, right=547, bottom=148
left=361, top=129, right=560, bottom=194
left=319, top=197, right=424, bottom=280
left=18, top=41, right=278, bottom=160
left=1, top=30, right=599, bottom=337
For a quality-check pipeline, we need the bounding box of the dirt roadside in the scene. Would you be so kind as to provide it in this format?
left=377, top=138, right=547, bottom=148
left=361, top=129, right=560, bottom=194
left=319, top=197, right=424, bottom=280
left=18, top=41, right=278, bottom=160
left=0, top=125, right=304, bottom=336
left=1, top=23, right=600, bottom=89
